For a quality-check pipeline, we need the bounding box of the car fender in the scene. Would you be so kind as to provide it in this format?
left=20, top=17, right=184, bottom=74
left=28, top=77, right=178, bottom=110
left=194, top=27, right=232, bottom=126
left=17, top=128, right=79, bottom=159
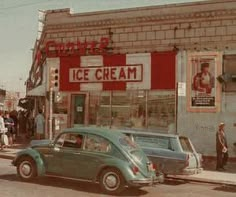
left=95, top=159, right=135, bottom=182
left=13, top=148, right=46, bottom=176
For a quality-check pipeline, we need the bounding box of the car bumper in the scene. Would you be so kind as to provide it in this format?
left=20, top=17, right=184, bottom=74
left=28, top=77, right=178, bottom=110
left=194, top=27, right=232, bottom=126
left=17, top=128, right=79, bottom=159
left=182, top=167, right=203, bottom=175
left=128, top=173, right=164, bottom=187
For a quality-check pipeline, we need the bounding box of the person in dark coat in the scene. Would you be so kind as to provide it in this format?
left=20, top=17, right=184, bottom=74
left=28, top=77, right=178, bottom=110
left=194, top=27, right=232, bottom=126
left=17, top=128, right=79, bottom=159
left=4, top=112, right=15, bottom=146
left=216, top=122, right=228, bottom=171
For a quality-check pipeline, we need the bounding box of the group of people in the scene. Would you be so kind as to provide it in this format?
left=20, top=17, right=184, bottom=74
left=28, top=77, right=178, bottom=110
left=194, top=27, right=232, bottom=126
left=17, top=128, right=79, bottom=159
left=0, top=110, right=16, bottom=149
left=0, top=108, right=45, bottom=150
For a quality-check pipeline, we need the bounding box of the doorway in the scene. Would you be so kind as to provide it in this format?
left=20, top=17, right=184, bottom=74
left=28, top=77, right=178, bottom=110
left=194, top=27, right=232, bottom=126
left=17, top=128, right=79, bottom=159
left=71, top=94, right=86, bottom=127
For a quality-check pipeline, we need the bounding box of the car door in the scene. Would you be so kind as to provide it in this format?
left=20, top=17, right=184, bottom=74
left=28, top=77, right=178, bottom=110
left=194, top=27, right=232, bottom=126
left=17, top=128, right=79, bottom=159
left=45, top=132, right=86, bottom=178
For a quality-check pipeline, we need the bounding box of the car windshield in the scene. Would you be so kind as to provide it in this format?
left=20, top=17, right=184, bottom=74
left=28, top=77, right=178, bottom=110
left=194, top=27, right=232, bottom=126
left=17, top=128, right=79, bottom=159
left=179, top=137, right=194, bottom=153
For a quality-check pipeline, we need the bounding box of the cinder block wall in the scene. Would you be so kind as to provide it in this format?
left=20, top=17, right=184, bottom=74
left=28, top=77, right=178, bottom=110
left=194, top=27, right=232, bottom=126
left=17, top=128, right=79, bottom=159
left=40, top=0, right=236, bottom=54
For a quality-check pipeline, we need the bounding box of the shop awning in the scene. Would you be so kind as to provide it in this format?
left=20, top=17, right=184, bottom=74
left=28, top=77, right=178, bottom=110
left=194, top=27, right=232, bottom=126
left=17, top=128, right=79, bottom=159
left=26, top=84, right=46, bottom=97
left=18, top=98, right=34, bottom=110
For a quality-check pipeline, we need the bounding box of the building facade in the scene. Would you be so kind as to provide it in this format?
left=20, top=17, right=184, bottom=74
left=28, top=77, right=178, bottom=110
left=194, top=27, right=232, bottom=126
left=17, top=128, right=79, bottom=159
left=27, top=0, right=236, bottom=159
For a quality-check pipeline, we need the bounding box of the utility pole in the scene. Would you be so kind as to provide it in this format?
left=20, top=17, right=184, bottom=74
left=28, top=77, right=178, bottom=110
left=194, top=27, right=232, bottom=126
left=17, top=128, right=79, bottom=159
left=49, top=87, right=53, bottom=140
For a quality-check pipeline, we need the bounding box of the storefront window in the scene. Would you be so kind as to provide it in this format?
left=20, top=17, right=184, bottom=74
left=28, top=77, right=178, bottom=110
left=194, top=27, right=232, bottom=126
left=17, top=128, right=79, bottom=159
left=129, top=90, right=146, bottom=129
left=147, top=91, right=175, bottom=130
left=88, top=90, right=175, bottom=131
left=111, top=91, right=132, bottom=128
left=89, top=92, right=100, bottom=125
left=96, top=92, right=111, bottom=127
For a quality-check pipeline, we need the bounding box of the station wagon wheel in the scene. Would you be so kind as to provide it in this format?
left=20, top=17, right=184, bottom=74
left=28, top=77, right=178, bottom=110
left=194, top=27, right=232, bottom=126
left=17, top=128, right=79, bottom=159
left=99, top=168, right=125, bottom=195
left=17, top=157, right=37, bottom=181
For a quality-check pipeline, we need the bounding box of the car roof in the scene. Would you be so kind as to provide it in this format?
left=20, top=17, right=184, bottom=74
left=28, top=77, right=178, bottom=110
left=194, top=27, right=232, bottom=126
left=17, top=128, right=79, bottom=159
left=62, top=126, right=125, bottom=143
left=116, top=128, right=179, bottom=138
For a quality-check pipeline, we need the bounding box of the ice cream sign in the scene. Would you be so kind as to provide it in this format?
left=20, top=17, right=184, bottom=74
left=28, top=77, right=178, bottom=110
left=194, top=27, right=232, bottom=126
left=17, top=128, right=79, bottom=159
left=69, top=64, right=143, bottom=83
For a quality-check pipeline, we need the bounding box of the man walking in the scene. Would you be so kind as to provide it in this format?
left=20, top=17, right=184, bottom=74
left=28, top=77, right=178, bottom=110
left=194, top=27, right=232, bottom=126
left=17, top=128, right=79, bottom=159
left=216, top=122, right=228, bottom=171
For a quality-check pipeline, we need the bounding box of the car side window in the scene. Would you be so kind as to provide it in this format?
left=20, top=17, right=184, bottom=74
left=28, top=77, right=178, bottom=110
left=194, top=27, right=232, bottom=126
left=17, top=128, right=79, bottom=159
left=85, top=134, right=111, bottom=153
left=134, top=135, right=172, bottom=150
left=54, top=133, right=84, bottom=149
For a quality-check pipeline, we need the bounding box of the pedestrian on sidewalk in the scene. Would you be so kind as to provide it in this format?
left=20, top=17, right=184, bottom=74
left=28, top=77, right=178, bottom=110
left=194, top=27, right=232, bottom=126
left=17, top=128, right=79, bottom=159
left=0, top=110, right=8, bottom=150
left=216, top=122, right=228, bottom=171
left=4, top=112, right=15, bottom=147
left=34, top=109, right=45, bottom=140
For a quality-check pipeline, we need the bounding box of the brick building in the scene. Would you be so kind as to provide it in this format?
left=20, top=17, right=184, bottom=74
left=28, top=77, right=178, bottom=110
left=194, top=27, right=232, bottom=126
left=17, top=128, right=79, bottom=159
left=27, top=0, right=236, bottom=159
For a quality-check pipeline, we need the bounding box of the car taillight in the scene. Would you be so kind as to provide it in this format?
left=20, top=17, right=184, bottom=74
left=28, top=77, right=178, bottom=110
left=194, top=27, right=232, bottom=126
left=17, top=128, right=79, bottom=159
left=131, top=165, right=139, bottom=175
left=147, top=162, right=156, bottom=172
left=152, top=163, right=157, bottom=171
left=185, top=154, right=190, bottom=167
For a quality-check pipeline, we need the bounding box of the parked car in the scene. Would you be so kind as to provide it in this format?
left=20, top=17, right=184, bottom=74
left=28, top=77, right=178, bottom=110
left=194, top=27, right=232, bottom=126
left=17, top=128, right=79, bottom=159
left=119, top=129, right=203, bottom=176
left=12, top=127, right=163, bottom=194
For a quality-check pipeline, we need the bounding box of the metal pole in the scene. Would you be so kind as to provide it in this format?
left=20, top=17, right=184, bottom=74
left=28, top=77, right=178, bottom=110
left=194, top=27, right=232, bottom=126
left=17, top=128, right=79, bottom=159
left=145, top=90, right=148, bottom=128
left=110, top=91, right=112, bottom=129
left=49, top=87, right=53, bottom=140
left=175, top=82, right=178, bottom=134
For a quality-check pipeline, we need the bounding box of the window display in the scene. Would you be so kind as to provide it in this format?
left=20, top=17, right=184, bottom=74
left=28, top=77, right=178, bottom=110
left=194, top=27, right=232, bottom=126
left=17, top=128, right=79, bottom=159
left=88, top=90, right=175, bottom=131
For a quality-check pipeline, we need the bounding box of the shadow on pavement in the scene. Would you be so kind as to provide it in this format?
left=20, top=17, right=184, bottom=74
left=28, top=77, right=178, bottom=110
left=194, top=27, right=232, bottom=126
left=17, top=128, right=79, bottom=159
left=0, top=174, right=148, bottom=196
left=163, top=178, right=190, bottom=186
left=214, top=185, right=236, bottom=193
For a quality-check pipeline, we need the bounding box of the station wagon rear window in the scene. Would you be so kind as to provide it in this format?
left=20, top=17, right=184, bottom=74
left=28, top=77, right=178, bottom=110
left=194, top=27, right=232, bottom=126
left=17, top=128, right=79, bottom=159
left=179, top=137, right=194, bottom=153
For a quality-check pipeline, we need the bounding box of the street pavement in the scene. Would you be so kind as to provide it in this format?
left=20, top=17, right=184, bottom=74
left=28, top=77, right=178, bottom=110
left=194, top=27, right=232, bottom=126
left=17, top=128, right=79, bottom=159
left=1, top=142, right=236, bottom=187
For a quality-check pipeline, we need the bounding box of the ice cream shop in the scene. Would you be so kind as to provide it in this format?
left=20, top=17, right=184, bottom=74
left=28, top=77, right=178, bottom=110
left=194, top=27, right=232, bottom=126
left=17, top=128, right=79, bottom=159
left=46, top=51, right=176, bottom=135
left=26, top=0, right=236, bottom=158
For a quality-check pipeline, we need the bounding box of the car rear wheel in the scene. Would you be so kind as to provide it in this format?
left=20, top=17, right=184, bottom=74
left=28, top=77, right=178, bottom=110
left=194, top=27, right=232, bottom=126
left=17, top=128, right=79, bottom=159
left=99, top=168, right=125, bottom=195
left=17, top=157, right=37, bottom=181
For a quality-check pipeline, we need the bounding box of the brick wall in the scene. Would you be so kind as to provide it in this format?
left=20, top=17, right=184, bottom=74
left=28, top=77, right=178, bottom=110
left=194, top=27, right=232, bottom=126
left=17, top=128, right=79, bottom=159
left=39, top=0, right=236, bottom=55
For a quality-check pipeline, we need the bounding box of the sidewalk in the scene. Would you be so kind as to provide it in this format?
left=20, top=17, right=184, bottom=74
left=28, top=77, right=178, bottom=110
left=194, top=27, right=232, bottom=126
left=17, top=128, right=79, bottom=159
left=168, top=168, right=236, bottom=186
left=0, top=143, right=29, bottom=160
left=0, top=142, right=236, bottom=186
left=166, top=158, right=236, bottom=186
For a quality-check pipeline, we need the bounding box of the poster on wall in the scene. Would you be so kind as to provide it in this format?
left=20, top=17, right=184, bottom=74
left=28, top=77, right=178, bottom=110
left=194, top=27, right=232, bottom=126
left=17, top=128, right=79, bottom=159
left=187, top=52, right=222, bottom=112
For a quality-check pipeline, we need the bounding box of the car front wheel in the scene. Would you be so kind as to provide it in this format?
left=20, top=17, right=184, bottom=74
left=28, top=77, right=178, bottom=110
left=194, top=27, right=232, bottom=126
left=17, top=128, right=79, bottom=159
left=17, top=157, right=37, bottom=181
left=99, top=168, right=125, bottom=195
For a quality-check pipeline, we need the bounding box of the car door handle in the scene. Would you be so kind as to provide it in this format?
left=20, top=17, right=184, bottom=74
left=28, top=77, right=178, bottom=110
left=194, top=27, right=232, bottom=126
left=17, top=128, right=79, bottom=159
left=74, top=152, right=80, bottom=155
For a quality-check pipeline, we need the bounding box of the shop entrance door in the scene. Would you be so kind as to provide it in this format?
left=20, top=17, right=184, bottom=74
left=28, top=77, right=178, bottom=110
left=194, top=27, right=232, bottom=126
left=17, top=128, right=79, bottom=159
left=71, top=94, right=86, bottom=127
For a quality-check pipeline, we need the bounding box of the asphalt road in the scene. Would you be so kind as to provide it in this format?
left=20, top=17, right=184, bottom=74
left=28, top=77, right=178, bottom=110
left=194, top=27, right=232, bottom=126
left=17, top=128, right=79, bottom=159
left=0, top=158, right=236, bottom=197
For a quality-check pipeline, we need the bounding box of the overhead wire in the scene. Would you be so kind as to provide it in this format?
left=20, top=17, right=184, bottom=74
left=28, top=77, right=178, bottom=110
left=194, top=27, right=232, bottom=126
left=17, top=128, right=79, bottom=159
left=0, top=0, right=56, bottom=11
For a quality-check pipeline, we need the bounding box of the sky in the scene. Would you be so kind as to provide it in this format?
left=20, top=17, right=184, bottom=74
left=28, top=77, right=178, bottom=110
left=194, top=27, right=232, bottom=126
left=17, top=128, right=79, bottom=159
left=0, top=0, right=204, bottom=94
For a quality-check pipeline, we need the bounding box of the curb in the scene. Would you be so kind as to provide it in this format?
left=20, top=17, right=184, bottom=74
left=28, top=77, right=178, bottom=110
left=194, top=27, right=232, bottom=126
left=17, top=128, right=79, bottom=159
left=0, top=153, right=14, bottom=160
left=167, top=175, right=236, bottom=186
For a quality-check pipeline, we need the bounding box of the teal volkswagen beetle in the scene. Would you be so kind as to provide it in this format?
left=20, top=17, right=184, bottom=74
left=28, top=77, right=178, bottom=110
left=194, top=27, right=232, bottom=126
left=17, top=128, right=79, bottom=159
left=12, top=127, right=163, bottom=194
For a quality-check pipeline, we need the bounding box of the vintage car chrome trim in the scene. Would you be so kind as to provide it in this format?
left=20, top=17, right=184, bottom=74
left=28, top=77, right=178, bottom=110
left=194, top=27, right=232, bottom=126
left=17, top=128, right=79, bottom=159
left=45, top=174, right=94, bottom=183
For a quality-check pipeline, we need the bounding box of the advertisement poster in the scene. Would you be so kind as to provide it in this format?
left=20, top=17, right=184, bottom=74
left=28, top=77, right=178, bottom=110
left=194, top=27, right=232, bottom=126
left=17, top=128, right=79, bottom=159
left=187, top=52, right=222, bottom=112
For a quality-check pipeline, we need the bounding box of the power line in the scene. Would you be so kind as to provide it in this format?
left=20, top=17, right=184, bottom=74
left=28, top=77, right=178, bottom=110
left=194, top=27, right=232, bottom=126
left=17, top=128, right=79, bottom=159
left=0, top=0, right=56, bottom=11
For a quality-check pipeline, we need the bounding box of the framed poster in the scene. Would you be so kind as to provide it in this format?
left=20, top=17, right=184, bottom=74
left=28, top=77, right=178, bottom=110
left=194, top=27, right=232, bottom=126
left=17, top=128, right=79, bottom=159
left=187, top=52, right=222, bottom=112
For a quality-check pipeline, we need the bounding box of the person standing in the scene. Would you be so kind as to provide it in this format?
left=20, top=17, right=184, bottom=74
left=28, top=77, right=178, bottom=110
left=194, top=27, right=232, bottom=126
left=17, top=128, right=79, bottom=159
left=4, top=112, right=15, bottom=146
left=34, top=109, right=45, bottom=140
left=0, top=110, right=7, bottom=150
left=216, top=122, right=228, bottom=171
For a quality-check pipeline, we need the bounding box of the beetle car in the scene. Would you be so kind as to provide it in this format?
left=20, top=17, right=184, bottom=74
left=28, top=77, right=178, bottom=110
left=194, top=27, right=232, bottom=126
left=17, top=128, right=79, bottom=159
left=12, top=127, right=163, bottom=194
left=119, top=129, right=203, bottom=176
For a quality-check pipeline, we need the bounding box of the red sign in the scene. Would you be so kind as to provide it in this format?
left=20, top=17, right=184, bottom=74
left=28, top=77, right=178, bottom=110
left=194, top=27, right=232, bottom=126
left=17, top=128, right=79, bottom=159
left=45, top=37, right=109, bottom=57
left=69, top=65, right=143, bottom=83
